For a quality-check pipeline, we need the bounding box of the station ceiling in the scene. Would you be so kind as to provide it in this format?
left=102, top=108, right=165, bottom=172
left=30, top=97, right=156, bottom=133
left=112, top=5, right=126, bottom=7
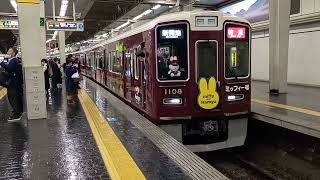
left=0, top=0, right=242, bottom=48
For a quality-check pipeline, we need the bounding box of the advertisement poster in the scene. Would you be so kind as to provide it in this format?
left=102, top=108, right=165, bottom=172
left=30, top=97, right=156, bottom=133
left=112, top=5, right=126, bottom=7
left=220, top=0, right=300, bottom=23
left=220, top=0, right=269, bottom=23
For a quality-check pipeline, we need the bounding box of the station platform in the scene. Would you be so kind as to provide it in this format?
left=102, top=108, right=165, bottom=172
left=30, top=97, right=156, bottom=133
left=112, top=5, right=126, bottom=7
left=251, top=80, right=320, bottom=138
left=0, top=78, right=227, bottom=180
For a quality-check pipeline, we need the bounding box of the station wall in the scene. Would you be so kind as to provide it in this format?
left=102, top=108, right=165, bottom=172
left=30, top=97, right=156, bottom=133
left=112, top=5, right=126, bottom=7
left=251, top=21, right=320, bottom=87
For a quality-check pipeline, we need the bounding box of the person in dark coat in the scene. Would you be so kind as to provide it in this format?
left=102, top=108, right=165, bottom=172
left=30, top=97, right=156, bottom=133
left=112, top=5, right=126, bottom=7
left=0, top=47, right=23, bottom=121
left=65, top=60, right=77, bottom=104
left=54, top=58, right=63, bottom=87
left=49, top=57, right=62, bottom=89
left=41, top=59, right=50, bottom=94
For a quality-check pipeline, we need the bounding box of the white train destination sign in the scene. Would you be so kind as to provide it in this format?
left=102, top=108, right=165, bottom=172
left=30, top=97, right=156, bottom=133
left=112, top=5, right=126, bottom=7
left=47, top=21, right=84, bottom=31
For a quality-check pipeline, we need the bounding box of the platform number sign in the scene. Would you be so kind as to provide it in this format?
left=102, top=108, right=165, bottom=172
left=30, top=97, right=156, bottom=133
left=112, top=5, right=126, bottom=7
left=197, top=77, right=219, bottom=109
left=40, top=18, right=45, bottom=27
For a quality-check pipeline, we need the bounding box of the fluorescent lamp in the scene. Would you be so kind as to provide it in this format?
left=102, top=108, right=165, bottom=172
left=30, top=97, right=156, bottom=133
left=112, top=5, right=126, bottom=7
left=133, top=14, right=144, bottom=21
left=143, top=9, right=152, bottom=16
left=152, top=4, right=161, bottom=10
left=59, top=0, right=69, bottom=17
left=102, top=33, right=109, bottom=38
left=115, top=21, right=130, bottom=30
left=10, top=0, right=17, bottom=12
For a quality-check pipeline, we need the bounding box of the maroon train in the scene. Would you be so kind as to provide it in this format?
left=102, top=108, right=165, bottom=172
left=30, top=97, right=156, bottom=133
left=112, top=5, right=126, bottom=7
left=73, top=10, right=251, bottom=152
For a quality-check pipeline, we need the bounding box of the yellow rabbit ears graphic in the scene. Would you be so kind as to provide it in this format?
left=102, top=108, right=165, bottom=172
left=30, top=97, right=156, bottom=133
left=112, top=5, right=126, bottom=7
left=198, top=77, right=220, bottom=110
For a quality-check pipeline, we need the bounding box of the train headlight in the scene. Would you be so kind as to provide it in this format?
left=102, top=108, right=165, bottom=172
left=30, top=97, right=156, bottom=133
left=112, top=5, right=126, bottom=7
left=163, top=98, right=182, bottom=105
left=227, top=94, right=244, bottom=101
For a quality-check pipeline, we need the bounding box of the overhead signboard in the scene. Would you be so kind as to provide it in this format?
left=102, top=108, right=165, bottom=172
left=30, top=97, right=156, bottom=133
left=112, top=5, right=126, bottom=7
left=0, top=20, right=19, bottom=30
left=46, top=21, right=84, bottom=31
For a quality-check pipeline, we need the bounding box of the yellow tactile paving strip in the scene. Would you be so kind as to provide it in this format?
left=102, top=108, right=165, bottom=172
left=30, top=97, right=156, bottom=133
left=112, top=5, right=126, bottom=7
left=0, top=88, right=7, bottom=100
left=78, top=89, right=146, bottom=180
left=252, top=99, right=320, bottom=117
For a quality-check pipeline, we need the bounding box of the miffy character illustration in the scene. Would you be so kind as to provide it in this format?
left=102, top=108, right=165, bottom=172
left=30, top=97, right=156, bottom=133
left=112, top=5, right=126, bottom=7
left=197, top=77, right=219, bottom=110
left=168, top=56, right=181, bottom=77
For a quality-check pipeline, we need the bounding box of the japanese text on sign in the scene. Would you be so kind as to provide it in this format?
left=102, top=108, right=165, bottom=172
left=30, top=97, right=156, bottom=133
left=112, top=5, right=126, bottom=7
left=225, top=84, right=250, bottom=92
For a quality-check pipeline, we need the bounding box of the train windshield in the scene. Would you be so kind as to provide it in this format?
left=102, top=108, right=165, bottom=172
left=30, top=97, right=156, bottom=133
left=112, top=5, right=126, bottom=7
left=196, top=41, right=218, bottom=82
left=225, top=24, right=250, bottom=79
left=156, top=23, right=188, bottom=81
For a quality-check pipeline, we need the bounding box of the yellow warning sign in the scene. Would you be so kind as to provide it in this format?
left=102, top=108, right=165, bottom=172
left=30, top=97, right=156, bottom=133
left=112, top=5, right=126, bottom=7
left=17, top=0, right=40, bottom=4
left=197, top=77, right=219, bottom=110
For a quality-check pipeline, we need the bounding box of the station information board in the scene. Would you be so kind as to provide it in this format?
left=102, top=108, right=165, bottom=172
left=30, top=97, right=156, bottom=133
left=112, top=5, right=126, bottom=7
left=0, top=20, right=19, bottom=30
left=46, top=21, right=84, bottom=31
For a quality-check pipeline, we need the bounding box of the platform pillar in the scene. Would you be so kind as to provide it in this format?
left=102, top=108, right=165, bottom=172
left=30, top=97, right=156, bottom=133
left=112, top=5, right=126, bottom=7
left=269, top=0, right=291, bottom=93
left=39, top=0, right=46, bottom=59
left=59, top=31, right=66, bottom=65
left=17, top=0, right=47, bottom=119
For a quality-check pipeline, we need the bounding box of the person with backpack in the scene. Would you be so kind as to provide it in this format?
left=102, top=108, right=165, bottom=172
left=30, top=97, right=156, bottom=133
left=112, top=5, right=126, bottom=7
left=0, top=47, right=23, bottom=121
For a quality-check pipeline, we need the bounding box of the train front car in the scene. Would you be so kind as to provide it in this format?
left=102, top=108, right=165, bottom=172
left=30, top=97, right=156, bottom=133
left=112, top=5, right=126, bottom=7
left=155, top=11, right=251, bottom=152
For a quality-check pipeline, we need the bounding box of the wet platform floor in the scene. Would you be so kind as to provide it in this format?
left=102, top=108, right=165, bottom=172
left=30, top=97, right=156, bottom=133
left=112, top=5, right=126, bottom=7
left=251, top=81, right=320, bottom=138
left=0, top=89, right=109, bottom=179
left=0, top=83, right=191, bottom=179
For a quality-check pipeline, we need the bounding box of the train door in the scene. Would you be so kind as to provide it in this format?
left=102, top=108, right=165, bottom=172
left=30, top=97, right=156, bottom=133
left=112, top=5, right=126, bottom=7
left=195, top=40, right=219, bottom=107
left=124, top=50, right=132, bottom=101
left=139, top=56, right=146, bottom=109
left=132, top=48, right=141, bottom=106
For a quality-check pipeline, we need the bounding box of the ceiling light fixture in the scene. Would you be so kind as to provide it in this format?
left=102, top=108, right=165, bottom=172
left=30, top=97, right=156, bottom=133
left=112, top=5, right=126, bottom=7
left=10, top=0, right=17, bottom=12
left=152, top=4, right=161, bottom=10
left=115, top=21, right=130, bottom=30
left=59, top=0, right=69, bottom=17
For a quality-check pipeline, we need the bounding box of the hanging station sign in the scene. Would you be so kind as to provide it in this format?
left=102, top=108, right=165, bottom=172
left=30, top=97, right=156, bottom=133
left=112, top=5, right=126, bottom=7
left=0, top=20, right=19, bottom=30
left=46, top=21, right=84, bottom=31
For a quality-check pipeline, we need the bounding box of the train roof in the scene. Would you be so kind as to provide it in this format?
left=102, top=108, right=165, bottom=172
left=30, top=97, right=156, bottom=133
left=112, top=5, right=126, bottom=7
left=74, top=10, right=249, bottom=53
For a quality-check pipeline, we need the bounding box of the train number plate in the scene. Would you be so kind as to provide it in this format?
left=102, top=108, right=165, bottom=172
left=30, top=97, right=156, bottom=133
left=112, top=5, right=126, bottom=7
left=200, top=120, right=218, bottom=135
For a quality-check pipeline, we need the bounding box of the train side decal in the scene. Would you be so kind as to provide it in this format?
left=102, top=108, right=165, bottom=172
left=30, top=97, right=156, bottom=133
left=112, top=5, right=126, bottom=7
left=197, top=77, right=219, bottom=110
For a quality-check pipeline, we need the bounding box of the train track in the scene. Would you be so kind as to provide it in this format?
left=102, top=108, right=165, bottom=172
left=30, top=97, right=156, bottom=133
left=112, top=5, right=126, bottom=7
left=229, top=151, right=280, bottom=180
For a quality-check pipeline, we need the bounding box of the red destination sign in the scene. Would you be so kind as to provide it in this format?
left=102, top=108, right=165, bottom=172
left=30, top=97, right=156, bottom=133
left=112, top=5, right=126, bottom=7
left=227, top=27, right=246, bottom=39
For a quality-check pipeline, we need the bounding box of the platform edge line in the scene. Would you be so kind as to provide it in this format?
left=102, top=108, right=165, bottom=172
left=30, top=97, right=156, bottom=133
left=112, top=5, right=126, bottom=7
left=252, top=98, right=320, bottom=117
left=78, top=89, right=146, bottom=180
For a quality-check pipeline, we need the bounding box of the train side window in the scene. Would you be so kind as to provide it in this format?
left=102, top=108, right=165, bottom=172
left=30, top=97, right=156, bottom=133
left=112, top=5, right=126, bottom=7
left=125, top=51, right=131, bottom=77
left=224, top=24, right=250, bottom=78
left=144, top=58, right=147, bottom=80
left=134, top=48, right=139, bottom=79
left=111, top=51, right=120, bottom=73
left=108, top=52, right=111, bottom=71
left=156, top=23, right=188, bottom=81
left=196, top=41, right=218, bottom=81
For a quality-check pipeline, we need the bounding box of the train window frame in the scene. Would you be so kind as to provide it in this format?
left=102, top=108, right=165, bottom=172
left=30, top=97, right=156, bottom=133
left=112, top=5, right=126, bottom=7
left=124, top=50, right=131, bottom=77
left=155, top=22, right=190, bottom=82
left=110, top=51, right=121, bottom=74
left=195, top=40, right=219, bottom=82
left=108, top=52, right=112, bottom=71
left=134, top=48, right=140, bottom=80
left=224, top=22, right=251, bottom=80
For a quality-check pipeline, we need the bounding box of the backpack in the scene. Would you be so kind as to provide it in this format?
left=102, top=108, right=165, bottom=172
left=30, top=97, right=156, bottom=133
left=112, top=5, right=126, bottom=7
left=0, top=68, right=11, bottom=88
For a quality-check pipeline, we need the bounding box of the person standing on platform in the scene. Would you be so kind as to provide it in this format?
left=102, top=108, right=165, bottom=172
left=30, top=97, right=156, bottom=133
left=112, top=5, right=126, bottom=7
left=49, top=57, right=62, bottom=90
left=54, top=58, right=63, bottom=88
left=73, top=57, right=81, bottom=89
left=65, top=59, right=78, bottom=104
left=0, top=47, right=23, bottom=121
left=41, top=59, right=50, bottom=94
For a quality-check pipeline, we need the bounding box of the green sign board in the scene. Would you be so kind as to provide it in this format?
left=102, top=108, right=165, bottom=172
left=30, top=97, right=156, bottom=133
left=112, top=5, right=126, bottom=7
left=0, top=19, right=18, bottom=30
left=40, top=17, right=45, bottom=27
